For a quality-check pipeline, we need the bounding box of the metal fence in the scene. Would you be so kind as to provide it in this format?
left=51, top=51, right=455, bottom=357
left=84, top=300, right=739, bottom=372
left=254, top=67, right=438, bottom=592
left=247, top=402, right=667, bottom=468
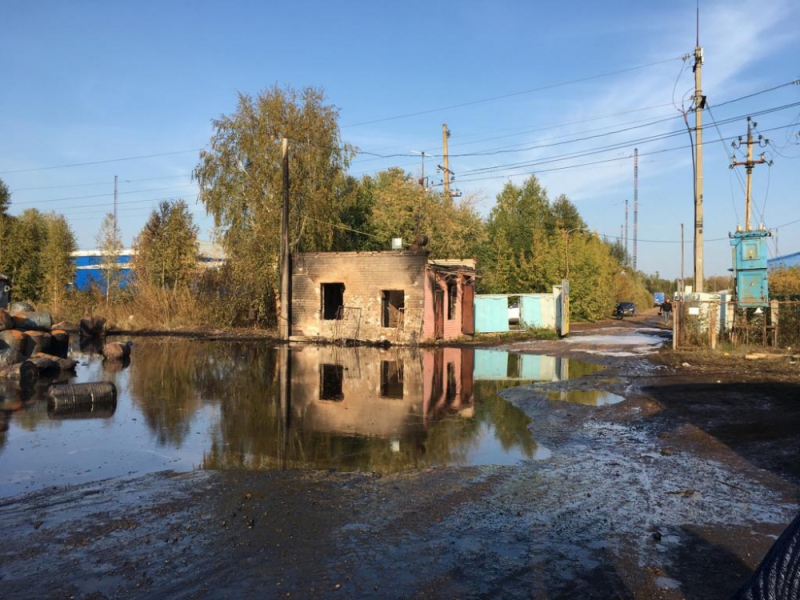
left=673, top=299, right=800, bottom=350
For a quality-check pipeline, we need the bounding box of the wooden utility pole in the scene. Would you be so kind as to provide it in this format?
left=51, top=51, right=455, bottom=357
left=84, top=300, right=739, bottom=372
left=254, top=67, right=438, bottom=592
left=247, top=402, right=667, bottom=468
left=279, top=138, right=291, bottom=341
left=731, top=117, right=768, bottom=231
left=680, top=223, right=685, bottom=293
left=442, top=124, right=451, bottom=206
left=693, top=11, right=705, bottom=292
left=113, top=175, right=118, bottom=225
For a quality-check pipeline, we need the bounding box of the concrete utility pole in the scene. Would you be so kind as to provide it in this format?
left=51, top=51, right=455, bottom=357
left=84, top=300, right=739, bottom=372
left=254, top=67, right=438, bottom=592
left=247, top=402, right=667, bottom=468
left=731, top=117, right=768, bottom=231
left=693, top=10, right=705, bottom=292
left=442, top=124, right=452, bottom=206
left=624, top=198, right=629, bottom=257
left=279, top=138, right=291, bottom=341
left=633, top=149, right=638, bottom=271
left=113, top=175, right=118, bottom=225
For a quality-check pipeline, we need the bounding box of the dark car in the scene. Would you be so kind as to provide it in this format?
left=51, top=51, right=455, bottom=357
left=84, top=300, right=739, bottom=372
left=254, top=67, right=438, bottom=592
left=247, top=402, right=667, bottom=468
left=614, top=302, right=636, bottom=319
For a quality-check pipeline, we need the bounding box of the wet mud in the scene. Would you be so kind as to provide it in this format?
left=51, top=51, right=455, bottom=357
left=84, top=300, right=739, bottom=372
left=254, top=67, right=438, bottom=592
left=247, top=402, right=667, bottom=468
left=1, top=311, right=799, bottom=599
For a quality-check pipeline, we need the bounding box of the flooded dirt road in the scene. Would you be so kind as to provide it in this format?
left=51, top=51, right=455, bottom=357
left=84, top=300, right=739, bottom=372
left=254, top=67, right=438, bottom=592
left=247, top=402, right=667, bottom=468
left=1, top=315, right=799, bottom=599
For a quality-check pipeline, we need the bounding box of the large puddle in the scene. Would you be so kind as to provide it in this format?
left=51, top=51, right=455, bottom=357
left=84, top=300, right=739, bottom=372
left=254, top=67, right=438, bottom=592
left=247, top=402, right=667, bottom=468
left=0, top=341, right=607, bottom=496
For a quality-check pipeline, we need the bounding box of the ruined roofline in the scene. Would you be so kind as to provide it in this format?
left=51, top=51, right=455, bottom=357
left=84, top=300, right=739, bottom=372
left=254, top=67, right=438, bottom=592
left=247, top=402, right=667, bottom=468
left=294, top=250, right=429, bottom=258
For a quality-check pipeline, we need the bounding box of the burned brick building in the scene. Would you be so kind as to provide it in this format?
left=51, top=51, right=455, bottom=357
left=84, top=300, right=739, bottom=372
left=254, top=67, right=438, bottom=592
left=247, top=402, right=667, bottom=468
left=290, top=251, right=476, bottom=344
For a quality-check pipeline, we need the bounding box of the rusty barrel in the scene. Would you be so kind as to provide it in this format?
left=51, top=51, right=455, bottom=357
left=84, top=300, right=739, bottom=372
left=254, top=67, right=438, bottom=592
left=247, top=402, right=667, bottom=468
left=102, top=341, right=132, bottom=360
left=12, top=311, right=53, bottom=332
left=47, top=381, right=117, bottom=410
left=0, top=309, right=13, bottom=331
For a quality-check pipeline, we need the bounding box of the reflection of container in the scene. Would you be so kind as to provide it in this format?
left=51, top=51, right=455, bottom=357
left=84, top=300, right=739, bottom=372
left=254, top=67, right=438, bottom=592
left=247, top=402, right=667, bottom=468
left=48, top=403, right=117, bottom=420
left=0, top=274, right=10, bottom=310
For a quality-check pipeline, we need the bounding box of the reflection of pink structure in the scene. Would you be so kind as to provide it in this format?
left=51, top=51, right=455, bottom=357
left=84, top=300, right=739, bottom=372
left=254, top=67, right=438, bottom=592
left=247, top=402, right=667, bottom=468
left=291, top=252, right=476, bottom=344
left=422, top=347, right=475, bottom=424
left=290, top=346, right=475, bottom=435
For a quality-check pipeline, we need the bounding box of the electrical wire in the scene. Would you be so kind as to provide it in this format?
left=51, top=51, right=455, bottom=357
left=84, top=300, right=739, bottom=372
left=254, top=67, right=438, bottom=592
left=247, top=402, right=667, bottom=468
left=11, top=184, right=197, bottom=207
left=8, top=174, right=190, bottom=192
left=0, top=149, right=202, bottom=175
left=3, top=81, right=795, bottom=179
left=450, top=121, right=800, bottom=184
left=342, top=56, right=685, bottom=128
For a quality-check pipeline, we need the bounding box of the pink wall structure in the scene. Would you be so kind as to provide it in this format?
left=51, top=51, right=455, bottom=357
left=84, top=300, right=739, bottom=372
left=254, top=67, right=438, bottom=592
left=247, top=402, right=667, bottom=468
left=422, top=263, right=474, bottom=341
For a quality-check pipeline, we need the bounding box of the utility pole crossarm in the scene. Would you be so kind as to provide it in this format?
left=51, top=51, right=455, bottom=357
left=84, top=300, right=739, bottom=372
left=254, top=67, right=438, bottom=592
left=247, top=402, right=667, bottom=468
left=731, top=117, right=771, bottom=231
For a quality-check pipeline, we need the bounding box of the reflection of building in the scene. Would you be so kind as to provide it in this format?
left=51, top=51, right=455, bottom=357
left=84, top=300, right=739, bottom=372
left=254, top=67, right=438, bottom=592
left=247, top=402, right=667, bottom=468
left=473, top=350, right=569, bottom=382
left=289, top=346, right=475, bottom=437
left=290, top=252, right=476, bottom=344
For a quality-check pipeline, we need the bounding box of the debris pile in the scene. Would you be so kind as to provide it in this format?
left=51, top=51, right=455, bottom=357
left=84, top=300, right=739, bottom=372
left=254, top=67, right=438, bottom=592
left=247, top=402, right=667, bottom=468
left=0, top=306, right=74, bottom=386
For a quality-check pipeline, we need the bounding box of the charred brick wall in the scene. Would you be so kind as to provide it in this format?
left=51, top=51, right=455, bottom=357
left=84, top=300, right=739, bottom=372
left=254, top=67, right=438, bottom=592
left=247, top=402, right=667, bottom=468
left=291, top=252, right=428, bottom=342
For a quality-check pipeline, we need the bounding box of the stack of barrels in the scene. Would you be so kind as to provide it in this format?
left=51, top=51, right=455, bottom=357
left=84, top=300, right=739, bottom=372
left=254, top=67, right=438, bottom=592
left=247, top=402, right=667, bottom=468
left=0, top=302, right=75, bottom=388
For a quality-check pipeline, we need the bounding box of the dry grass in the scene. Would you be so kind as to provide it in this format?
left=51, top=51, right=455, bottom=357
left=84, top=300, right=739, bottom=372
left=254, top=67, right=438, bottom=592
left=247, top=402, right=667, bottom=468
left=43, top=282, right=225, bottom=331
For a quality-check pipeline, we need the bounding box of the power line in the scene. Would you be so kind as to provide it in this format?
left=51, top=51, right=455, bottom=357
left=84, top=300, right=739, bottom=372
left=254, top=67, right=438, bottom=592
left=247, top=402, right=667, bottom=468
left=450, top=121, right=800, bottom=184
left=350, top=78, right=800, bottom=162
left=0, top=149, right=202, bottom=175
left=342, top=56, right=685, bottom=128
left=11, top=184, right=197, bottom=207
left=8, top=174, right=190, bottom=192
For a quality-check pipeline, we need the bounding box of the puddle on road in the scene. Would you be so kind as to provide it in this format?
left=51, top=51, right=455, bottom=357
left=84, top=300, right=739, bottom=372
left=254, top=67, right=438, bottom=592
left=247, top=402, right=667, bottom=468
left=546, top=389, right=625, bottom=406
left=0, top=342, right=605, bottom=496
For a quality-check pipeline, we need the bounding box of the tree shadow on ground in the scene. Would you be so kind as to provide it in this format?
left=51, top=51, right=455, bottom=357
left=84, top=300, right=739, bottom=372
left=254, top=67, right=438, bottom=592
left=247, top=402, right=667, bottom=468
left=662, top=525, right=754, bottom=600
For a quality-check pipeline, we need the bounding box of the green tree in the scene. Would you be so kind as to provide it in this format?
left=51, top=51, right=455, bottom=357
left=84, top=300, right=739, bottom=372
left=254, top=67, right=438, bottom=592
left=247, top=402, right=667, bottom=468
left=193, top=84, right=355, bottom=325
left=769, top=267, right=800, bottom=298
left=1, top=209, right=48, bottom=302
left=0, top=178, right=10, bottom=217
left=133, top=200, right=199, bottom=290
left=0, top=178, right=13, bottom=276
left=41, top=213, right=77, bottom=309
left=355, top=168, right=486, bottom=259
left=95, top=213, right=124, bottom=303
left=551, top=194, right=585, bottom=230
left=480, top=176, right=555, bottom=293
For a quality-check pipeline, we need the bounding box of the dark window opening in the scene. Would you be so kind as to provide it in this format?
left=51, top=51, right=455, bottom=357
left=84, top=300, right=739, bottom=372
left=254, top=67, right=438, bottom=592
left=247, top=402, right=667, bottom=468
left=447, top=280, right=458, bottom=320
left=381, top=290, right=405, bottom=327
left=320, top=364, right=344, bottom=401
left=380, top=361, right=404, bottom=399
left=446, top=362, right=457, bottom=402
left=321, top=283, right=345, bottom=320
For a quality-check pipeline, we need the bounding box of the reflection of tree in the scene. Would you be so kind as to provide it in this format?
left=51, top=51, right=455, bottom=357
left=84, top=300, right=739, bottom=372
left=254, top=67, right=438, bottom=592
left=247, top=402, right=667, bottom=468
left=130, top=340, right=276, bottom=447
left=127, top=343, right=539, bottom=473
left=473, top=380, right=538, bottom=457
left=567, top=360, right=604, bottom=379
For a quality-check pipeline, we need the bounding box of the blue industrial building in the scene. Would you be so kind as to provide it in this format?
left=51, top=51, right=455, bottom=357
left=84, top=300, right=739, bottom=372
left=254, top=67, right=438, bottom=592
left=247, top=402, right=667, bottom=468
left=768, top=251, right=800, bottom=270
left=70, top=241, right=226, bottom=291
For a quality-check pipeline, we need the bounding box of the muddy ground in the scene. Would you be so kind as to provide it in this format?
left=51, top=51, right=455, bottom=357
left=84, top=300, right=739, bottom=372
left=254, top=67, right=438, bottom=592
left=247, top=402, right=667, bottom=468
left=1, top=310, right=799, bottom=599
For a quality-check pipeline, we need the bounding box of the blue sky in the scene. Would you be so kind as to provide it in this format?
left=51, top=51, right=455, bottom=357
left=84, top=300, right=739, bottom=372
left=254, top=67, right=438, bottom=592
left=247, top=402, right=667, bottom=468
left=2, top=0, right=798, bottom=279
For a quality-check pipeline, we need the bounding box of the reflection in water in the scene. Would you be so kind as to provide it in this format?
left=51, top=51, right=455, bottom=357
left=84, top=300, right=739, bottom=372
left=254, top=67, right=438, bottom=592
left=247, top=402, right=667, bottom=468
left=546, top=390, right=625, bottom=406
left=0, top=341, right=614, bottom=494
left=204, top=346, right=539, bottom=472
